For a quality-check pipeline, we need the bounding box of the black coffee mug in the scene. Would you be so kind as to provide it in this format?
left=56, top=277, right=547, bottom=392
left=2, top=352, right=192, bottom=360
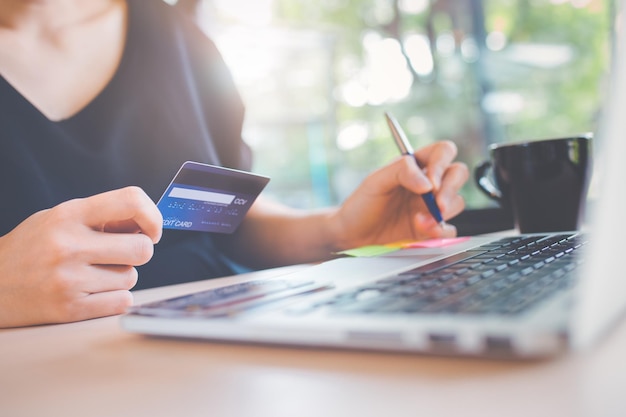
left=474, top=134, right=592, bottom=233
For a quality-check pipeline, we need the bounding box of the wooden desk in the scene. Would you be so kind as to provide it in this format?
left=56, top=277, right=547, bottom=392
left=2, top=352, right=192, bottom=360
left=1, top=264, right=625, bottom=417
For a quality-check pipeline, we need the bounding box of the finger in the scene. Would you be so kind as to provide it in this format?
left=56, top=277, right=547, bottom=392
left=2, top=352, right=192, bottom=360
left=357, top=156, right=429, bottom=199
left=386, top=155, right=436, bottom=194
left=414, top=141, right=458, bottom=190
left=438, top=162, right=469, bottom=204
left=443, top=194, right=467, bottom=220
left=415, top=210, right=458, bottom=237
left=399, top=155, right=436, bottom=193
left=437, top=162, right=469, bottom=218
left=80, top=231, right=156, bottom=266
left=80, top=264, right=139, bottom=293
left=71, top=290, right=135, bottom=322
left=71, top=187, right=163, bottom=243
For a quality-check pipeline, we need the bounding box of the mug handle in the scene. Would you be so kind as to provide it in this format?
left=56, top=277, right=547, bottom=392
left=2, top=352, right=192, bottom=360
left=474, top=161, right=502, bottom=202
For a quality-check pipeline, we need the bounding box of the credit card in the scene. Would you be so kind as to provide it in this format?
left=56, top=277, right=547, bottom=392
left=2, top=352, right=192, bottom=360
left=157, top=161, right=270, bottom=233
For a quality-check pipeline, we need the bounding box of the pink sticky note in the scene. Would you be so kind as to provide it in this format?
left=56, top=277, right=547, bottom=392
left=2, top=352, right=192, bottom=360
left=401, top=236, right=471, bottom=249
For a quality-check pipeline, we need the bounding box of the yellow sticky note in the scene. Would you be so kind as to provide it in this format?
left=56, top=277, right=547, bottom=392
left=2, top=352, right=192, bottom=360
left=337, top=236, right=471, bottom=257
left=337, top=245, right=401, bottom=257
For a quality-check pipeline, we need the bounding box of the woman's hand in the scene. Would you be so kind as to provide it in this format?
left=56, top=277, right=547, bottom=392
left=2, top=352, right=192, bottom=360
left=329, top=140, right=469, bottom=251
left=0, top=186, right=162, bottom=328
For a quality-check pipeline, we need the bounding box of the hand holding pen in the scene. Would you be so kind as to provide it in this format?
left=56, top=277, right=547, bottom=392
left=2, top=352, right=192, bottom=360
left=384, top=112, right=446, bottom=228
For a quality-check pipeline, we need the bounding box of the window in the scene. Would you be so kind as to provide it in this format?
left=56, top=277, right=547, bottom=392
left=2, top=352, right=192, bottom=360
left=182, top=0, right=614, bottom=231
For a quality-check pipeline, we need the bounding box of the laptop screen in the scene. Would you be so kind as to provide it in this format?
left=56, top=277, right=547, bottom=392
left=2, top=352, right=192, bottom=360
left=572, top=0, right=626, bottom=348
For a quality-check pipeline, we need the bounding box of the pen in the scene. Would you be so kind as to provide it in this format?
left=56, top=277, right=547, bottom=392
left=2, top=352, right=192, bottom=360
left=384, top=112, right=445, bottom=227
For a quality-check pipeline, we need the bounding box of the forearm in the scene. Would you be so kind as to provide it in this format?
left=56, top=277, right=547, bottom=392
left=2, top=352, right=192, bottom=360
left=219, top=197, right=343, bottom=269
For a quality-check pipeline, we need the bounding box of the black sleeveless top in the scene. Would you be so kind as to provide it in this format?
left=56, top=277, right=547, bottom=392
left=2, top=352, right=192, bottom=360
left=0, top=0, right=253, bottom=289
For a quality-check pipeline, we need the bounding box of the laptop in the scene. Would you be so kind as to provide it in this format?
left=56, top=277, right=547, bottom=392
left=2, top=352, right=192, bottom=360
left=120, top=10, right=626, bottom=359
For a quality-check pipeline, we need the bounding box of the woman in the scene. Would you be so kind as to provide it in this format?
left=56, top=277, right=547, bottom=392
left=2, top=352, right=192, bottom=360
left=0, top=0, right=468, bottom=327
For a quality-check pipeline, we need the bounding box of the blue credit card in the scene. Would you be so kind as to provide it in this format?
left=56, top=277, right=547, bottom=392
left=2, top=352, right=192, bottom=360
left=157, top=161, right=270, bottom=233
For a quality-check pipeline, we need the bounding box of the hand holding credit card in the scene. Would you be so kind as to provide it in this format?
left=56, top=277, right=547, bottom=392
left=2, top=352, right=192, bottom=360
left=157, top=161, right=270, bottom=233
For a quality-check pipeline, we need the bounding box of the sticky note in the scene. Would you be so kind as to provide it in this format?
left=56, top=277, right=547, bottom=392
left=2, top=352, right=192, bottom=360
left=337, top=236, right=471, bottom=257
left=336, top=245, right=401, bottom=257
left=400, top=236, right=471, bottom=248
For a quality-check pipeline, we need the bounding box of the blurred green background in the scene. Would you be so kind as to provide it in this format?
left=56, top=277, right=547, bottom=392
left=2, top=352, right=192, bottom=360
left=185, top=0, right=613, bottom=211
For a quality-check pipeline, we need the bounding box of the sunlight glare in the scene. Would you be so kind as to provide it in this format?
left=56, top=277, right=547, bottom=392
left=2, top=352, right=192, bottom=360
left=404, top=33, right=434, bottom=76
left=214, top=0, right=274, bottom=26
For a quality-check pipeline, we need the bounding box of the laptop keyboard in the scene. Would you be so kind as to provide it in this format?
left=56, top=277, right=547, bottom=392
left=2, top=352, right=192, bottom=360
left=289, top=233, right=586, bottom=317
